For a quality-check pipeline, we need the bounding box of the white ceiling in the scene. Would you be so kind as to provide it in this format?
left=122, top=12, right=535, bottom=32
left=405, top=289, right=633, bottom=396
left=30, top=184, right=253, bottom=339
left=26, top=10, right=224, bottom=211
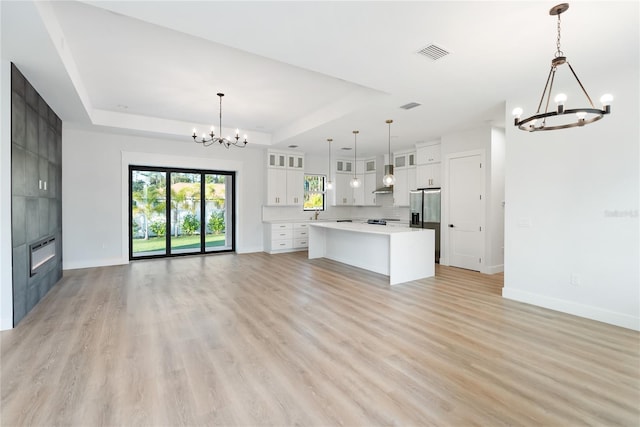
left=2, top=1, right=638, bottom=156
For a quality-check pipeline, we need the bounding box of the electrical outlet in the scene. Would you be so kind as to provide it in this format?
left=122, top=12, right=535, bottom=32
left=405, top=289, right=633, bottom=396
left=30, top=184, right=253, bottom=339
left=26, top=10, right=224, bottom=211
left=570, top=274, right=581, bottom=286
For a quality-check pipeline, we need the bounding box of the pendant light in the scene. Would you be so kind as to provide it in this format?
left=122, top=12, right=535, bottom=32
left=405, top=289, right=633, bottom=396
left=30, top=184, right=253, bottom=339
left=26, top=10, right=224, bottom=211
left=382, top=119, right=395, bottom=186
left=325, top=138, right=333, bottom=191
left=512, top=3, right=612, bottom=131
left=349, top=130, right=361, bottom=188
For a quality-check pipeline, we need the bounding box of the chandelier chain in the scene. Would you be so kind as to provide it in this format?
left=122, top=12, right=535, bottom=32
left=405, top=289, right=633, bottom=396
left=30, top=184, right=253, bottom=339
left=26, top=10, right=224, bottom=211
left=555, top=13, right=563, bottom=57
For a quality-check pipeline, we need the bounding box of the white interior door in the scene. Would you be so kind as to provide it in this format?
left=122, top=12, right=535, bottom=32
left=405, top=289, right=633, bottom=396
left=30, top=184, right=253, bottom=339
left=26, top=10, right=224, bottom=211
left=448, top=152, right=484, bottom=271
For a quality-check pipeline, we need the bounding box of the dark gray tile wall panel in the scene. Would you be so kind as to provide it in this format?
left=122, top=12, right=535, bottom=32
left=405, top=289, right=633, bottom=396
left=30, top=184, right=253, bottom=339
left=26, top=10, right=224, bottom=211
left=11, top=196, right=26, bottom=246
left=24, top=151, right=38, bottom=197
left=11, top=64, right=25, bottom=96
left=38, top=116, right=49, bottom=158
left=38, top=157, right=48, bottom=193
left=25, top=197, right=39, bottom=243
left=11, top=145, right=25, bottom=196
left=11, top=63, right=63, bottom=326
left=25, top=82, right=38, bottom=109
left=37, top=96, right=48, bottom=118
left=55, top=133, right=62, bottom=165
left=38, top=198, right=49, bottom=237
left=49, top=199, right=58, bottom=235
left=11, top=245, right=27, bottom=323
left=11, top=95, right=25, bottom=145
left=25, top=107, right=38, bottom=153
left=48, top=163, right=57, bottom=199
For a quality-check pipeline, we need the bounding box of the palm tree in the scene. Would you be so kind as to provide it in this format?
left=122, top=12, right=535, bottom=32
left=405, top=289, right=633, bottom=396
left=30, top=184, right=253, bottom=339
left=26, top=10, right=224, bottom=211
left=132, top=184, right=165, bottom=240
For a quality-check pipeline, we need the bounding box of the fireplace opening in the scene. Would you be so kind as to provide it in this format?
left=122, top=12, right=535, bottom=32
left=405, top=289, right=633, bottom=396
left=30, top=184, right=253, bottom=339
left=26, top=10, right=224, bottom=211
left=30, top=236, right=56, bottom=276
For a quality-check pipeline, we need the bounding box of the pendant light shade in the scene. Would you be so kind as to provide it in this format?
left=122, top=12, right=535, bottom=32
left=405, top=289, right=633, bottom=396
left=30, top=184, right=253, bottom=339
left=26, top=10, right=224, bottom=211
left=349, top=130, right=361, bottom=188
left=382, top=119, right=395, bottom=186
left=325, top=138, right=333, bottom=191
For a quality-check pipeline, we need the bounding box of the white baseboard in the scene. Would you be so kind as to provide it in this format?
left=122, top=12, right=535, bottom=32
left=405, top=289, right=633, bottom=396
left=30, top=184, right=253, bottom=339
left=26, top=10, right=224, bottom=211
left=63, top=257, right=128, bottom=271
left=482, top=264, right=504, bottom=274
left=236, top=246, right=264, bottom=254
left=502, top=287, right=640, bottom=331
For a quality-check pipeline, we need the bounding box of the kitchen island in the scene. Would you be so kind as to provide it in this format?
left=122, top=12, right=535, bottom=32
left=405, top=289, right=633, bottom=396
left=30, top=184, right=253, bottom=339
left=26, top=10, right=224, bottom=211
left=308, top=222, right=435, bottom=285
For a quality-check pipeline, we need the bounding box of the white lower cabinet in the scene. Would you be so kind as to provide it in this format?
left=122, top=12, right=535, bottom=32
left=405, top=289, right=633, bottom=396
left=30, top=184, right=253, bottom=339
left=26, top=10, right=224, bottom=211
left=265, top=222, right=309, bottom=253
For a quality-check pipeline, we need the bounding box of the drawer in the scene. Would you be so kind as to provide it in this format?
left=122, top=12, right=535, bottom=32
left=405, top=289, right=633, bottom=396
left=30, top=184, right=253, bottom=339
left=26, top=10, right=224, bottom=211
left=294, top=238, right=308, bottom=248
left=271, top=239, right=293, bottom=250
left=293, top=222, right=309, bottom=230
left=271, top=223, right=293, bottom=232
left=294, top=229, right=308, bottom=238
left=272, top=229, right=293, bottom=240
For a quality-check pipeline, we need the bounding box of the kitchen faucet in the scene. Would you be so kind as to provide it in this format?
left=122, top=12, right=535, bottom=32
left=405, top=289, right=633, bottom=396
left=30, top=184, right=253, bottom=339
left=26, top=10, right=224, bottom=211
left=314, top=210, right=320, bottom=220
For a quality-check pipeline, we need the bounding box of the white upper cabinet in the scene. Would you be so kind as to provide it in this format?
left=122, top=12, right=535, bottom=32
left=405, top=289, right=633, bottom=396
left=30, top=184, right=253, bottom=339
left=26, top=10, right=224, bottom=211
left=416, top=141, right=441, bottom=188
left=268, top=152, right=287, bottom=168
left=416, top=142, right=441, bottom=164
left=393, top=150, right=416, bottom=206
left=266, top=150, right=305, bottom=206
left=416, top=163, right=441, bottom=188
left=336, top=159, right=353, bottom=173
left=288, top=154, right=304, bottom=170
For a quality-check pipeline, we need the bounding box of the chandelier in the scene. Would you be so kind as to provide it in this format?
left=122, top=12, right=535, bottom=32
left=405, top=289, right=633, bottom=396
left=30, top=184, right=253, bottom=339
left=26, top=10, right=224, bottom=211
left=512, top=3, right=612, bottom=132
left=349, top=130, right=361, bottom=188
left=192, top=93, right=248, bottom=148
left=326, top=138, right=333, bottom=191
left=382, top=119, right=395, bottom=186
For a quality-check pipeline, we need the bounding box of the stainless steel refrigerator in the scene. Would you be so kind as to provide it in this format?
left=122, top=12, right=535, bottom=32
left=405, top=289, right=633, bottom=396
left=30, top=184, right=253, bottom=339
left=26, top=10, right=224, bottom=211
left=410, top=188, right=441, bottom=263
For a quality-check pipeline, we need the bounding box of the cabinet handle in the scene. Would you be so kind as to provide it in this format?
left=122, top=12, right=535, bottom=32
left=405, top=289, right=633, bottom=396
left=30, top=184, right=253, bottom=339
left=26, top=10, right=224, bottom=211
left=39, top=180, right=42, bottom=190
left=44, top=181, right=47, bottom=191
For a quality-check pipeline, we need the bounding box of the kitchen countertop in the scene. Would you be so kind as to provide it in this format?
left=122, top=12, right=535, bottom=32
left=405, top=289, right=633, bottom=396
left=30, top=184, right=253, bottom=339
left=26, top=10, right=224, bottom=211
left=263, top=218, right=409, bottom=225
left=308, top=221, right=419, bottom=235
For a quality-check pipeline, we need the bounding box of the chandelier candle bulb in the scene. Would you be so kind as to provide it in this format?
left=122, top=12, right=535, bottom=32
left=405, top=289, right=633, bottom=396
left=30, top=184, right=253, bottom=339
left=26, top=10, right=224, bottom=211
left=554, top=93, right=567, bottom=113
left=600, top=94, right=613, bottom=113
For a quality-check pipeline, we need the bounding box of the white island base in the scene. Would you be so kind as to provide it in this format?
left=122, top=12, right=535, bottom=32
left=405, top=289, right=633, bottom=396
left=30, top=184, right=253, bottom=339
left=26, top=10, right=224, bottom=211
left=308, top=222, right=435, bottom=285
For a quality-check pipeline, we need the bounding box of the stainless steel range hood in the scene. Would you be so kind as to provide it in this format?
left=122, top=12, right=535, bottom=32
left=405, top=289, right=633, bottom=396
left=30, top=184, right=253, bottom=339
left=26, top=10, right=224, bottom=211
left=373, top=165, right=394, bottom=194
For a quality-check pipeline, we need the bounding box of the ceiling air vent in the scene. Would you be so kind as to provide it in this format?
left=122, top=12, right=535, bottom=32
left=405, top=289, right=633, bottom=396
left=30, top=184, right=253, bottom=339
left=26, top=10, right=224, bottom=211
left=417, top=43, right=450, bottom=61
left=400, top=102, right=421, bottom=110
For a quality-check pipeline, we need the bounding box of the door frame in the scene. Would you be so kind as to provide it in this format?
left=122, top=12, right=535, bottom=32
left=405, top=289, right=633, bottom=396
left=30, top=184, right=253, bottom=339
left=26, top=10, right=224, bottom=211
left=441, top=149, right=486, bottom=270
left=128, top=165, right=236, bottom=260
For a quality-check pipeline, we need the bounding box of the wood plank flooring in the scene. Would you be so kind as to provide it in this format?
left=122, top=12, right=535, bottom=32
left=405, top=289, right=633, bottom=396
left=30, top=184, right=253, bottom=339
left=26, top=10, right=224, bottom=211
left=1, top=251, right=639, bottom=426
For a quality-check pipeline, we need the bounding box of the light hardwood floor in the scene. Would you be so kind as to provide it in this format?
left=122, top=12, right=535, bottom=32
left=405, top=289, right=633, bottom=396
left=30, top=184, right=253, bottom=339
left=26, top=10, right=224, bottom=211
left=1, top=252, right=638, bottom=426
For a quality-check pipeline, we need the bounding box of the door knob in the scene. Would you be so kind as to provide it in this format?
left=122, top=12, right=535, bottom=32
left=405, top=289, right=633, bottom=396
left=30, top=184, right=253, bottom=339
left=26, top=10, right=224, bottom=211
left=448, top=224, right=455, bottom=228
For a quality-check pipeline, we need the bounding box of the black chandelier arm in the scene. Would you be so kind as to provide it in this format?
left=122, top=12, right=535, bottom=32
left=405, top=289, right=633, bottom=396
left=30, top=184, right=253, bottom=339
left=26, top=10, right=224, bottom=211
left=514, top=107, right=610, bottom=131
left=537, top=66, right=556, bottom=114
left=566, top=61, right=596, bottom=108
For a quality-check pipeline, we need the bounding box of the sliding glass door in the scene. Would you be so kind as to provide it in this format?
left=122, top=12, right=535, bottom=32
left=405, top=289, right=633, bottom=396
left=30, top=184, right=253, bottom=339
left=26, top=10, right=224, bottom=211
left=130, top=166, right=235, bottom=259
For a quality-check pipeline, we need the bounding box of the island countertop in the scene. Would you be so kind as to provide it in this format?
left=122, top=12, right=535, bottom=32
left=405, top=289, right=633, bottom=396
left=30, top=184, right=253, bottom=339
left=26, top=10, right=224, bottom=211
left=308, top=222, right=435, bottom=285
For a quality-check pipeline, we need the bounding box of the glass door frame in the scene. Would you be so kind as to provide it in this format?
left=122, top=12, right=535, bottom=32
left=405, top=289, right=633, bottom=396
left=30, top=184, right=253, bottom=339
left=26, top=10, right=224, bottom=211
left=129, top=165, right=236, bottom=260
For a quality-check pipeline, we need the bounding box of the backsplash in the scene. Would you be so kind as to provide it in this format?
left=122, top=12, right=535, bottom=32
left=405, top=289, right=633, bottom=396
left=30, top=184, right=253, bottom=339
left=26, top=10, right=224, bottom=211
left=262, top=204, right=409, bottom=222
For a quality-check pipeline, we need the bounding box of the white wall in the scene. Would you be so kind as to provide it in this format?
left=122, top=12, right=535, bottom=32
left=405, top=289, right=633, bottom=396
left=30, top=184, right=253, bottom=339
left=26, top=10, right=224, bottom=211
left=62, top=126, right=265, bottom=270
left=503, top=66, right=639, bottom=330
left=440, top=125, right=505, bottom=273
left=1, top=59, right=14, bottom=330
left=488, top=127, right=506, bottom=272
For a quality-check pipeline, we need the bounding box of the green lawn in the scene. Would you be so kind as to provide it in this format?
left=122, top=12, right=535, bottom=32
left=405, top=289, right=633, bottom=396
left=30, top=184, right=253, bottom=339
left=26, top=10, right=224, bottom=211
left=133, top=234, right=226, bottom=253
